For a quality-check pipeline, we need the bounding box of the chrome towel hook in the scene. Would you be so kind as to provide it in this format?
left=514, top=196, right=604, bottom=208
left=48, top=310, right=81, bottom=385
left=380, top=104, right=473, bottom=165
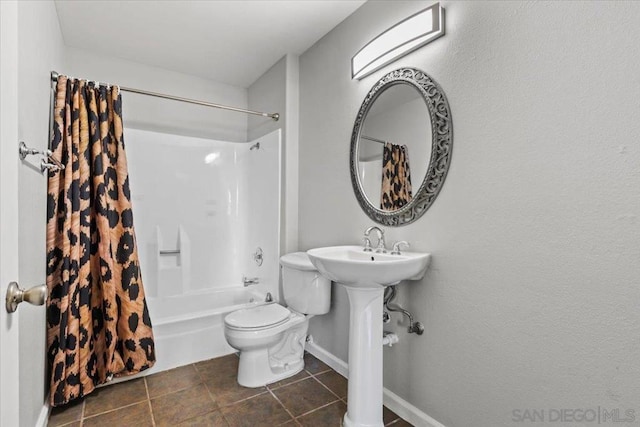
left=19, top=141, right=65, bottom=173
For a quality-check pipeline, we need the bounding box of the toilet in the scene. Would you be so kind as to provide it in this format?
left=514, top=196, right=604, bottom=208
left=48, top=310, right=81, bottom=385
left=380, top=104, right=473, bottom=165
left=223, top=252, right=331, bottom=388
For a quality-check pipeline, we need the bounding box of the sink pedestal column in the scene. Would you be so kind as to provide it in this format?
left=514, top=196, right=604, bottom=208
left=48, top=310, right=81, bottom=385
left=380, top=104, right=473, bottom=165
left=343, top=285, right=384, bottom=427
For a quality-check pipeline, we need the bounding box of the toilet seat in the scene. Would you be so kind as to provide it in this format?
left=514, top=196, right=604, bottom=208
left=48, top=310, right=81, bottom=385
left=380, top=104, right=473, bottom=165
left=225, top=304, right=291, bottom=331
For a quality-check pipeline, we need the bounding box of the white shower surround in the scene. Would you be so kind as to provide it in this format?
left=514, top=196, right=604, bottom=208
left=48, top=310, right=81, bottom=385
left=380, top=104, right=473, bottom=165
left=125, top=128, right=282, bottom=372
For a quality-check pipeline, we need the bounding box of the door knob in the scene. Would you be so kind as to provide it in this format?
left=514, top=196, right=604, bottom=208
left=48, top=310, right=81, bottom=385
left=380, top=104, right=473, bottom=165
left=5, top=282, right=47, bottom=313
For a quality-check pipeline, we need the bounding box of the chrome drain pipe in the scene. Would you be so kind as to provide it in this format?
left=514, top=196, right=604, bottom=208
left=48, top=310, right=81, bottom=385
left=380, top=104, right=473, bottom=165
left=383, top=285, right=424, bottom=335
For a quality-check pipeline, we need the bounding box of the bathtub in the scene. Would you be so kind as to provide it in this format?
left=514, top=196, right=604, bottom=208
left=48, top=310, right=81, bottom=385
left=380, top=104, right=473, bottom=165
left=144, top=285, right=266, bottom=374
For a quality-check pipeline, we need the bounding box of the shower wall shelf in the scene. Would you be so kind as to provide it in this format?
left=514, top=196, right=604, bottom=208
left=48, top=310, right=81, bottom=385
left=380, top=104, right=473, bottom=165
left=159, top=249, right=181, bottom=255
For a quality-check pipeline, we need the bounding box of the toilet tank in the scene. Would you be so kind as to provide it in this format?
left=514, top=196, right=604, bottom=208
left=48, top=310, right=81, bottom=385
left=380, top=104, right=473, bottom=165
left=280, top=252, right=331, bottom=315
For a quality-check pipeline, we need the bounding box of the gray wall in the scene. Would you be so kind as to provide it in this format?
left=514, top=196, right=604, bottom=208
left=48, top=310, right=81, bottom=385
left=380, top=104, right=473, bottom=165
left=65, top=47, right=248, bottom=142
left=17, top=1, right=66, bottom=425
left=248, top=57, right=286, bottom=142
left=299, top=1, right=640, bottom=426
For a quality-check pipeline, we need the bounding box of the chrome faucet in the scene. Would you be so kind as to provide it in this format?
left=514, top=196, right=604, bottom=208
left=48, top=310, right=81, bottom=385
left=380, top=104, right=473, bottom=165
left=391, top=241, right=410, bottom=255
left=243, top=276, right=259, bottom=287
left=362, top=237, right=373, bottom=252
left=364, top=226, right=387, bottom=253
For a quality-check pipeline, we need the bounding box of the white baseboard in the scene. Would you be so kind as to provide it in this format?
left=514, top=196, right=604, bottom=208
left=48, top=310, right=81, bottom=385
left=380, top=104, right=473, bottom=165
left=35, top=399, right=50, bottom=427
left=307, top=340, right=348, bottom=376
left=382, top=388, right=447, bottom=427
left=306, top=341, right=446, bottom=427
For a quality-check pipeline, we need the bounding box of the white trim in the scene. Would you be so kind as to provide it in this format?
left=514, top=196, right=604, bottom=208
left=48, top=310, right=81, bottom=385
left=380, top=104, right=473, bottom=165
left=0, top=1, right=21, bottom=426
left=35, top=401, right=51, bottom=427
left=306, top=341, right=446, bottom=427
left=284, top=53, right=299, bottom=254
left=307, top=341, right=349, bottom=377
left=383, top=388, right=447, bottom=427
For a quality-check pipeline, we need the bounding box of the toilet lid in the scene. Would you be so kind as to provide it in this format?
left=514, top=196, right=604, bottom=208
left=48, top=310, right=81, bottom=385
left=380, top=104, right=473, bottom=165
left=225, top=304, right=291, bottom=329
left=280, top=252, right=316, bottom=271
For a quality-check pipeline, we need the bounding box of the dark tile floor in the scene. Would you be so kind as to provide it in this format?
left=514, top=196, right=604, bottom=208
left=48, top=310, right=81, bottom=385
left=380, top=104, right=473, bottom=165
left=48, top=352, right=413, bottom=426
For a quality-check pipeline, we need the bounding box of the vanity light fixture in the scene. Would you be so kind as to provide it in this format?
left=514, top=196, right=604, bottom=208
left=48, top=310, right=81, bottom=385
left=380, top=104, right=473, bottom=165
left=351, top=2, right=445, bottom=80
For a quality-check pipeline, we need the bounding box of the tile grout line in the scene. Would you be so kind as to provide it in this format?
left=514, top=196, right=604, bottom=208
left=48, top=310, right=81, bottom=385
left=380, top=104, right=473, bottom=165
left=80, top=399, right=85, bottom=427
left=81, top=397, right=148, bottom=422
left=193, top=361, right=224, bottom=413
left=313, top=371, right=402, bottom=426
left=193, top=361, right=207, bottom=380
left=308, top=373, right=344, bottom=402
left=142, top=367, right=205, bottom=401
left=198, top=362, right=232, bottom=426
left=273, top=374, right=342, bottom=421
left=50, top=400, right=86, bottom=427
left=144, top=377, right=157, bottom=427
left=142, top=384, right=195, bottom=401
left=305, top=367, right=332, bottom=376
left=266, top=387, right=298, bottom=424
left=54, top=412, right=85, bottom=427
left=385, top=414, right=402, bottom=426
left=195, top=359, right=270, bottom=410
left=308, top=369, right=403, bottom=425
left=275, top=360, right=343, bottom=422
left=267, top=373, right=312, bottom=391
left=56, top=356, right=341, bottom=426
left=215, top=388, right=270, bottom=409
left=294, top=398, right=342, bottom=420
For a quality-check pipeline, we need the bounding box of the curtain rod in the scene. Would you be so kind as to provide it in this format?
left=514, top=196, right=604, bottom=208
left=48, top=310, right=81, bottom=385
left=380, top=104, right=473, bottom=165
left=50, top=71, right=279, bottom=122
left=361, top=135, right=387, bottom=144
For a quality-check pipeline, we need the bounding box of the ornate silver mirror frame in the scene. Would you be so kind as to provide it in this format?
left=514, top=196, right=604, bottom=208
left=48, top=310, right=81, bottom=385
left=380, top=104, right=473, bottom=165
left=350, top=67, right=453, bottom=226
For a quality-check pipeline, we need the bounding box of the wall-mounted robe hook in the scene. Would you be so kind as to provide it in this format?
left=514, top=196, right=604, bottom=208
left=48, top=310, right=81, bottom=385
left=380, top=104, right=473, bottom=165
left=19, top=141, right=65, bottom=173
left=18, top=141, right=40, bottom=159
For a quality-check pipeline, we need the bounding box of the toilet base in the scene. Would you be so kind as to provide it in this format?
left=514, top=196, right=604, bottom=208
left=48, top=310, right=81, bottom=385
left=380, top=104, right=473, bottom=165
left=238, top=349, right=304, bottom=388
left=232, top=315, right=310, bottom=388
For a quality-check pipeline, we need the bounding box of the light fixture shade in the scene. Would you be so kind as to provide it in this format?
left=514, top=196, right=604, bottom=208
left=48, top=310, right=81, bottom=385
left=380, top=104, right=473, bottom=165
left=351, top=3, right=445, bottom=80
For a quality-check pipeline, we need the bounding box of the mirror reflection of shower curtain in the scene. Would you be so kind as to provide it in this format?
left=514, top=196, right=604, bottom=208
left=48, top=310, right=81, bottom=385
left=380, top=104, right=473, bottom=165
left=46, top=75, right=155, bottom=406
left=380, top=142, right=412, bottom=211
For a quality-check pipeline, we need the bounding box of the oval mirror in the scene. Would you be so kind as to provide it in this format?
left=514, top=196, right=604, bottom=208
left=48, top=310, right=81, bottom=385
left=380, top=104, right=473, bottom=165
left=350, top=68, right=453, bottom=226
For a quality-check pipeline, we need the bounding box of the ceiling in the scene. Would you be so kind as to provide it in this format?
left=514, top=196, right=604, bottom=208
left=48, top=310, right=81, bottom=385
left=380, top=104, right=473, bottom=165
left=54, top=0, right=366, bottom=88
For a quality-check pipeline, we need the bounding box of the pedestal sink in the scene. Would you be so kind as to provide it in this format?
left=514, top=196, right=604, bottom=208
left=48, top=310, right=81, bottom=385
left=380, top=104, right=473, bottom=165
left=307, top=245, right=431, bottom=427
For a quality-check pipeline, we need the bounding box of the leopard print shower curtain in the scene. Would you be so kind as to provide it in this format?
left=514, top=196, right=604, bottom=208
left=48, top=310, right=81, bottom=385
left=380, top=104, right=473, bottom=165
left=380, top=142, right=413, bottom=211
left=46, top=75, right=155, bottom=406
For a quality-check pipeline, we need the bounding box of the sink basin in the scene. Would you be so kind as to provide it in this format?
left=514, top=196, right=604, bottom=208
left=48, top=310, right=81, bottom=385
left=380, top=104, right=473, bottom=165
left=307, top=245, right=431, bottom=288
